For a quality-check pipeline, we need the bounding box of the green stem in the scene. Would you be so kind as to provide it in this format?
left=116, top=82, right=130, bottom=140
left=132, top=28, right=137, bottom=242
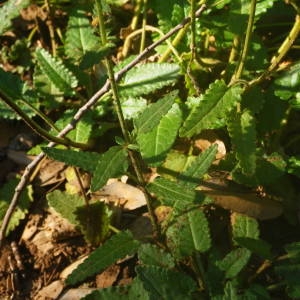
left=193, top=252, right=207, bottom=292
left=0, top=91, right=88, bottom=149
left=250, top=10, right=300, bottom=87
left=131, top=0, right=143, bottom=30
left=139, top=0, right=147, bottom=53
left=190, top=0, right=196, bottom=57
left=230, top=0, right=256, bottom=84
left=95, top=0, right=159, bottom=235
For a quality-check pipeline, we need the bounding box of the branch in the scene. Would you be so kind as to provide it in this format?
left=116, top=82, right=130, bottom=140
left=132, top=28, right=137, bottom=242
left=0, top=4, right=207, bottom=248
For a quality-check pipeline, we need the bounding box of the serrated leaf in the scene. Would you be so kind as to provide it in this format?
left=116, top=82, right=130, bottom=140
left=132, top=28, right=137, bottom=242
left=234, top=237, right=272, bottom=259
left=228, top=110, right=256, bottom=175
left=65, top=9, right=99, bottom=62
left=222, top=280, right=239, bottom=300
left=46, top=190, right=85, bottom=225
left=136, top=265, right=196, bottom=300
left=52, top=111, right=93, bottom=144
left=274, top=61, right=300, bottom=101
left=66, top=230, right=140, bottom=285
left=159, top=150, right=197, bottom=180
left=138, top=244, right=175, bottom=269
left=180, top=80, right=242, bottom=137
left=232, top=214, right=259, bottom=239
left=0, top=68, right=39, bottom=119
left=35, top=48, right=78, bottom=96
left=0, top=178, right=33, bottom=235
left=119, top=63, right=180, bottom=98
left=216, top=248, right=251, bottom=279
left=91, top=146, right=129, bottom=191
left=146, top=177, right=210, bottom=212
left=178, top=144, right=218, bottom=187
left=84, top=277, right=149, bottom=300
left=75, top=201, right=111, bottom=246
left=134, top=90, right=177, bottom=134
left=166, top=209, right=211, bottom=258
left=121, top=97, right=147, bottom=120
left=0, top=0, right=30, bottom=35
left=137, top=103, right=182, bottom=166
left=42, top=147, right=100, bottom=173
left=232, top=152, right=286, bottom=186
left=83, top=285, right=130, bottom=300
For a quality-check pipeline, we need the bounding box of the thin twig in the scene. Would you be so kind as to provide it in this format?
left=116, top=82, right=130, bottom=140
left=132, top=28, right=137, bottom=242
left=0, top=4, right=207, bottom=249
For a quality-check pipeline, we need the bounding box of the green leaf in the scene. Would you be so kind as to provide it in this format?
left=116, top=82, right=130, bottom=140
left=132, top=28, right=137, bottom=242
left=232, top=214, right=259, bottom=240
left=42, top=148, right=100, bottom=173
left=275, top=264, right=300, bottom=298
left=75, top=201, right=112, bottom=246
left=119, top=63, right=180, bottom=98
left=166, top=209, right=211, bottom=258
left=234, top=237, right=272, bottom=259
left=137, top=103, right=182, bottom=166
left=288, top=156, right=300, bottom=178
left=0, top=178, right=33, bottom=235
left=136, top=265, right=197, bottom=300
left=138, top=244, right=175, bottom=269
left=91, top=146, right=129, bottom=191
left=121, top=97, right=147, bottom=120
left=180, top=80, right=242, bottom=137
left=0, top=68, right=39, bottom=119
left=222, top=280, right=239, bottom=300
left=46, top=190, right=85, bottom=225
left=0, top=0, right=30, bottom=35
left=65, top=9, right=100, bottom=63
left=66, top=230, right=140, bottom=285
left=274, top=61, right=300, bottom=101
left=35, top=48, right=78, bottom=96
left=216, top=248, right=251, bottom=279
left=53, top=111, right=93, bottom=144
left=228, top=110, right=256, bottom=175
left=146, top=177, right=210, bottom=212
left=84, top=277, right=150, bottom=300
left=178, top=144, right=218, bottom=187
left=134, top=90, right=177, bottom=134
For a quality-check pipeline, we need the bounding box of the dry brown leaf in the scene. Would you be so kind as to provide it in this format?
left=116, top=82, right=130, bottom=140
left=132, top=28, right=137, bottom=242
left=94, top=181, right=147, bottom=210
left=199, top=180, right=283, bottom=220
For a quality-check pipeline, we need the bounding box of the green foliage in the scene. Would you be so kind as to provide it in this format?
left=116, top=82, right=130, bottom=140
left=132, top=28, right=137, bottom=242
left=91, top=146, right=128, bottom=191
left=137, top=102, right=182, bottom=166
left=75, top=201, right=111, bottom=246
left=180, top=80, right=243, bottom=137
left=216, top=247, right=251, bottom=279
left=0, top=178, right=33, bottom=235
left=166, top=209, right=211, bottom=258
left=42, top=147, right=100, bottom=173
left=178, top=144, right=218, bottom=187
left=228, top=109, right=256, bottom=175
left=119, top=63, right=180, bottom=98
left=47, top=190, right=85, bottom=225
left=35, top=48, right=78, bottom=96
left=0, top=68, right=39, bottom=119
left=1, top=0, right=300, bottom=298
left=66, top=230, right=140, bottom=285
left=136, top=265, right=197, bottom=300
left=0, top=0, right=30, bottom=35
left=146, top=177, right=210, bottom=212
left=138, top=244, right=175, bottom=269
left=134, top=90, right=177, bottom=134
